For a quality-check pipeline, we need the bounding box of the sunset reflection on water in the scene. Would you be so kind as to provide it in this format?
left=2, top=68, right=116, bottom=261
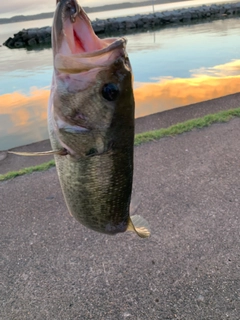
left=135, top=59, right=240, bottom=117
left=0, top=59, right=239, bottom=150
left=0, top=88, right=50, bottom=150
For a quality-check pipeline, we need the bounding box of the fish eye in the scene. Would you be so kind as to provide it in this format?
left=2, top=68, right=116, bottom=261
left=102, top=83, right=119, bottom=101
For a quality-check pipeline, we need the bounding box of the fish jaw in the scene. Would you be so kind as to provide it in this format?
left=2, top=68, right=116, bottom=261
left=52, top=0, right=126, bottom=61
left=52, top=0, right=104, bottom=56
left=52, top=0, right=130, bottom=79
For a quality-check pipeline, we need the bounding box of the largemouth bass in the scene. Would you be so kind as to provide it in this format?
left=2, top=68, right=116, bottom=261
left=10, top=0, right=150, bottom=238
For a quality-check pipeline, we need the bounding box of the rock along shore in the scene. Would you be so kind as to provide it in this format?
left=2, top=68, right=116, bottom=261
left=3, top=2, right=240, bottom=49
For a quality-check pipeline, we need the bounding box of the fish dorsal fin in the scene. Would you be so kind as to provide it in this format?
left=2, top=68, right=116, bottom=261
left=8, top=149, right=67, bottom=157
left=127, top=215, right=151, bottom=238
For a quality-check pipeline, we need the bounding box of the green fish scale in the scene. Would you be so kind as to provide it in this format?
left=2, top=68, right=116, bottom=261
left=54, top=146, right=133, bottom=234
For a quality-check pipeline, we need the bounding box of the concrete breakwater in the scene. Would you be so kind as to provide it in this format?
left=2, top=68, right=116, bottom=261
left=3, top=2, right=240, bottom=49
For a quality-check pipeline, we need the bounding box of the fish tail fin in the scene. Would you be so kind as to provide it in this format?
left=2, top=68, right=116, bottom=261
left=8, top=149, right=67, bottom=157
left=127, top=215, right=151, bottom=238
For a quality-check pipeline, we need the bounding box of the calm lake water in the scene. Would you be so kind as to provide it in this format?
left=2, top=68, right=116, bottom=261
left=0, top=10, right=240, bottom=150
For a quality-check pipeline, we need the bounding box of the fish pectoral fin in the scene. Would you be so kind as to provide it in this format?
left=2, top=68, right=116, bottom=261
left=8, top=149, right=67, bottom=157
left=127, top=215, right=151, bottom=238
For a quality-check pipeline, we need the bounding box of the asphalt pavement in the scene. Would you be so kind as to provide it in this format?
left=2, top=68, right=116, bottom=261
left=1, top=95, right=240, bottom=319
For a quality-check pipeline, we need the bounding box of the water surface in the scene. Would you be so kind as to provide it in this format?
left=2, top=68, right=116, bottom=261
left=0, top=15, right=239, bottom=150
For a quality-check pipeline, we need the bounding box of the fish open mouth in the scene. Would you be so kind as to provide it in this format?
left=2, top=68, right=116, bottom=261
left=53, top=0, right=127, bottom=73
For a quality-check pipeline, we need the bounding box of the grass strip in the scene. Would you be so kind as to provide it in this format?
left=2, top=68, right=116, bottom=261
left=0, top=160, right=55, bottom=182
left=134, top=108, right=240, bottom=145
left=1, top=108, right=239, bottom=182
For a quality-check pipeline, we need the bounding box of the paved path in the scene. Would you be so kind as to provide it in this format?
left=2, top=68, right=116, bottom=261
left=1, top=114, right=240, bottom=319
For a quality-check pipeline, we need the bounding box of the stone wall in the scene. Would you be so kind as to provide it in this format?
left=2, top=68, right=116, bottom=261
left=3, top=2, right=240, bottom=49
left=4, top=26, right=52, bottom=49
